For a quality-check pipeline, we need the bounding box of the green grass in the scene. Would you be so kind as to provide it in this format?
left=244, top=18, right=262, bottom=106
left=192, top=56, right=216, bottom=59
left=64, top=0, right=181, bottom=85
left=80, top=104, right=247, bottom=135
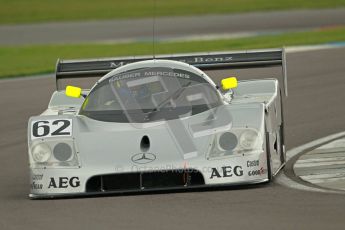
left=0, top=27, right=345, bottom=78
left=1, top=0, right=345, bottom=24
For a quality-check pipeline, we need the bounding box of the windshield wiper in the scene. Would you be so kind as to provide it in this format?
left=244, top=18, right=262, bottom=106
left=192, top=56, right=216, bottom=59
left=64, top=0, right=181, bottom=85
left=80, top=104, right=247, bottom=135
left=145, top=82, right=192, bottom=117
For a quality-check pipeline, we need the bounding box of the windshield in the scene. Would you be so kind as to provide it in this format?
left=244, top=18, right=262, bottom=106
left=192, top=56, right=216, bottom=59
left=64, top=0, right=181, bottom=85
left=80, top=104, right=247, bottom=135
left=80, top=67, right=222, bottom=122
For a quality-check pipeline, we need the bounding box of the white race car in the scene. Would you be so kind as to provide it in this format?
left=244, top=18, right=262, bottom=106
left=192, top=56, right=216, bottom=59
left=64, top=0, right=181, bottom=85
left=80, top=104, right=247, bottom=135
left=28, top=49, right=287, bottom=198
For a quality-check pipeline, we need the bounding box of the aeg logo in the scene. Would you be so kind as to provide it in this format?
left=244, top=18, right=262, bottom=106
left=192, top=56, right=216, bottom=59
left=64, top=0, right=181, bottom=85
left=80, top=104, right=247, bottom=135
left=48, top=177, right=80, bottom=188
left=210, top=166, right=243, bottom=179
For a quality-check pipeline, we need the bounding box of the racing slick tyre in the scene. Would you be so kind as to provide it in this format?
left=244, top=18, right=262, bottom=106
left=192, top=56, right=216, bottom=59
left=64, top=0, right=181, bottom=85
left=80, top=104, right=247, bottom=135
left=279, top=90, right=286, bottom=166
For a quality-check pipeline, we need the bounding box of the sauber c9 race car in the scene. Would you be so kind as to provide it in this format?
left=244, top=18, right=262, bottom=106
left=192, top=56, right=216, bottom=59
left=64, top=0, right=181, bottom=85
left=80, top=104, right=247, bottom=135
left=28, top=49, right=288, bottom=199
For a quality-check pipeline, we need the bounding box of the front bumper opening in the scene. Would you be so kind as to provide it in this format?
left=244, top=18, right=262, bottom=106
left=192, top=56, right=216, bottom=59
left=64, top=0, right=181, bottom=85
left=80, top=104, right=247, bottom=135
left=86, top=170, right=205, bottom=193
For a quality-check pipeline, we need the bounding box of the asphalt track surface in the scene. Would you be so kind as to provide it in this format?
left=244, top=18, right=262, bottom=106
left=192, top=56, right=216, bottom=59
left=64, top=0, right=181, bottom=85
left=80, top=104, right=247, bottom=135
left=1, top=9, right=345, bottom=45
left=0, top=47, right=345, bottom=229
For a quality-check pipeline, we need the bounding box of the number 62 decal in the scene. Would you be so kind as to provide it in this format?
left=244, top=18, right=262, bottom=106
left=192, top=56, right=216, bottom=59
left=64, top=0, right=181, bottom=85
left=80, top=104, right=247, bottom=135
left=31, top=119, right=72, bottom=140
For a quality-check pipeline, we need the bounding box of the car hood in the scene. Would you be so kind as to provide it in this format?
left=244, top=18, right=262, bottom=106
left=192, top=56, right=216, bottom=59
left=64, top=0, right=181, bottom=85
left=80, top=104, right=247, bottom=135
left=72, top=104, right=265, bottom=170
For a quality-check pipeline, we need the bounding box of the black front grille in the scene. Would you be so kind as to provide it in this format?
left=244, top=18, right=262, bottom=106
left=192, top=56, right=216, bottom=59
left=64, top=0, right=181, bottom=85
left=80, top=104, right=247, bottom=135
left=86, top=170, right=205, bottom=193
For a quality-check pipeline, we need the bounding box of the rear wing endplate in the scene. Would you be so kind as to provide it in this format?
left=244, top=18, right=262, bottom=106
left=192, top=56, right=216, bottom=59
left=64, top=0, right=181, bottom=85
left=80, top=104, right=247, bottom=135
left=55, top=49, right=287, bottom=96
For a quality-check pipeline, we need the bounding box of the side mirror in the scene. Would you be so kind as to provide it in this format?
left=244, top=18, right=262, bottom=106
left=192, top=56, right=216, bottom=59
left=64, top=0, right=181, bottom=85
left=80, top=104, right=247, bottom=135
left=65, top=85, right=82, bottom=98
left=221, top=77, right=237, bottom=90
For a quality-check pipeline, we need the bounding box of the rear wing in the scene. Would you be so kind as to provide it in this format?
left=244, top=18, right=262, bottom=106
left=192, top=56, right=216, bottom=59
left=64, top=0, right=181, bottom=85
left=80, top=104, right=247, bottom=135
left=55, top=49, right=287, bottom=96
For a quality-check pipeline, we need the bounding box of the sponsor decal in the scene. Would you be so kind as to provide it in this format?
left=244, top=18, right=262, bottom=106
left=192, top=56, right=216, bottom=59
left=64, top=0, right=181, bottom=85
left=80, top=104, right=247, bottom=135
left=31, top=182, right=43, bottom=190
left=111, top=70, right=190, bottom=82
left=191, top=56, right=233, bottom=64
left=248, top=167, right=266, bottom=176
left=48, top=177, right=80, bottom=189
left=111, top=72, right=141, bottom=81
left=110, top=61, right=126, bottom=68
left=131, top=153, right=156, bottom=164
left=31, top=119, right=72, bottom=140
left=210, top=166, right=243, bottom=179
left=144, top=71, right=190, bottom=79
left=31, top=174, right=44, bottom=190
left=108, top=55, right=234, bottom=69
left=32, top=174, right=43, bottom=181
left=247, top=160, right=259, bottom=168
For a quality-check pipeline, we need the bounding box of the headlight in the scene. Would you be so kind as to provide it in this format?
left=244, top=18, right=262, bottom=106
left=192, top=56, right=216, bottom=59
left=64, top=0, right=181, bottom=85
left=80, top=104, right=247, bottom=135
left=53, top=143, right=73, bottom=161
left=239, top=129, right=259, bottom=150
left=31, top=143, right=51, bottom=163
left=207, top=128, right=262, bottom=160
left=218, top=132, right=238, bottom=151
left=29, top=140, right=80, bottom=168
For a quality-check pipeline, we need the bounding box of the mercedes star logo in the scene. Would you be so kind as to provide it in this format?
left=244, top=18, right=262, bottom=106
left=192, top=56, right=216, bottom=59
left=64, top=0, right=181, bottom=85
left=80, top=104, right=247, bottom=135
left=131, top=153, right=156, bottom=164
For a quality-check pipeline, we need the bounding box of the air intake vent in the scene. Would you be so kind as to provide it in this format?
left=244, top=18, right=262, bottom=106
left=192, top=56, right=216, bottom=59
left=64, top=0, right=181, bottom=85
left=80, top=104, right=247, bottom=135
left=140, top=135, right=150, bottom=152
left=86, top=170, right=205, bottom=193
